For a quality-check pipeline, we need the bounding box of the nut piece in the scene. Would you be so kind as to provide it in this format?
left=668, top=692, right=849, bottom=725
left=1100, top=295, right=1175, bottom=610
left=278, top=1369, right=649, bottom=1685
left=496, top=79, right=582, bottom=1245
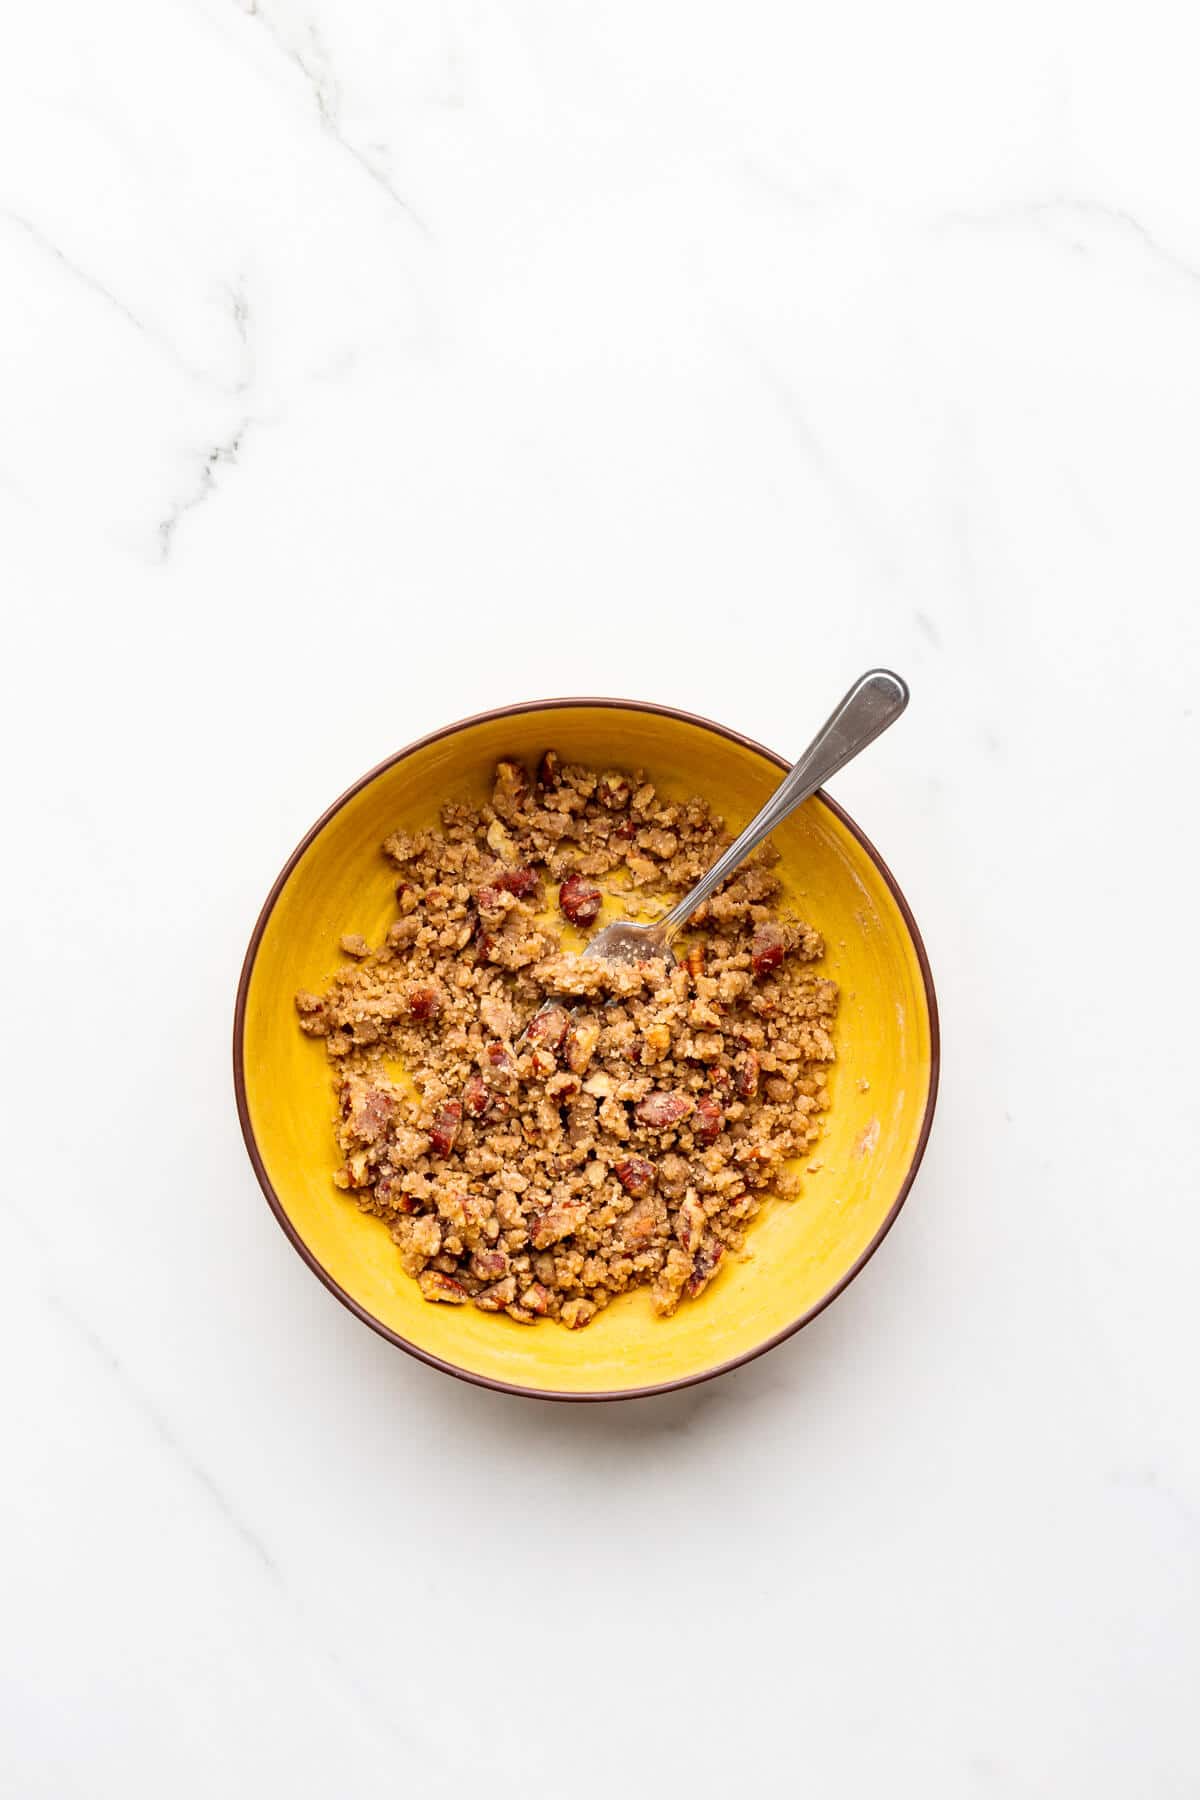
left=336, top=1152, right=372, bottom=1190
left=408, top=985, right=442, bottom=1021
left=375, top=1176, right=421, bottom=1215
left=486, top=819, right=517, bottom=861
left=751, top=922, right=786, bottom=979
left=734, top=1049, right=760, bottom=1098
left=474, top=1275, right=518, bottom=1312
left=492, top=758, right=530, bottom=820
left=461, top=1072, right=490, bottom=1118
left=614, top=1156, right=656, bottom=1198
left=429, top=1100, right=462, bottom=1157
left=344, top=1084, right=395, bottom=1144
left=474, top=884, right=509, bottom=921
left=596, top=771, right=632, bottom=810
left=483, top=1042, right=517, bottom=1092
left=559, top=874, right=602, bottom=926
left=675, top=1190, right=706, bottom=1255
left=528, top=1200, right=587, bottom=1249
left=470, top=1247, right=511, bottom=1282
left=536, top=750, right=561, bottom=790
left=685, top=1238, right=725, bottom=1299
left=620, top=1197, right=660, bottom=1249
left=519, top=1282, right=552, bottom=1316
left=417, top=1270, right=469, bottom=1305
left=634, top=1090, right=695, bottom=1130
left=694, top=1093, right=723, bottom=1144
left=564, top=1017, right=601, bottom=1074
left=526, top=1004, right=571, bottom=1053
left=494, top=865, right=540, bottom=899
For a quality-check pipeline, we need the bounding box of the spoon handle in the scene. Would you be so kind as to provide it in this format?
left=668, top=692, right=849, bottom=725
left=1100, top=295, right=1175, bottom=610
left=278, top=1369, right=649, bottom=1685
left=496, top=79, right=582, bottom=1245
left=660, top=669, right=909, bottom=936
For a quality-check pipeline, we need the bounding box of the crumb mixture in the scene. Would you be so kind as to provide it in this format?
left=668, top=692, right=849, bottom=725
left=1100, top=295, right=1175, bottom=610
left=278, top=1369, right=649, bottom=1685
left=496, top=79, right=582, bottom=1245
left=294, top=754, right=838, bottom=1328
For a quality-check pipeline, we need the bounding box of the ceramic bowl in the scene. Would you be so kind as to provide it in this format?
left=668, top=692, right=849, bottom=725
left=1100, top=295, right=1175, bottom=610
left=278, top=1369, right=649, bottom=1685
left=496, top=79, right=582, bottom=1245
left=234, top=699, right=938, bottom=1400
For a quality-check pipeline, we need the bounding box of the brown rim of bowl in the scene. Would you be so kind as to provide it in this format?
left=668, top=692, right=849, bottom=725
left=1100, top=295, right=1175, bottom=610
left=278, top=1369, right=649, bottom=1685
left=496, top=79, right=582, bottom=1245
left=233, top=696, right=940, bottom=1404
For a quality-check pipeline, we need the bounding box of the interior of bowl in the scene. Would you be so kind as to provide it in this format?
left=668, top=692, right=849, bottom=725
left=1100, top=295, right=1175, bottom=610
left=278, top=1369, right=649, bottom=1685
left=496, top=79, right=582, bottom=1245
left=236, top=701, right=937, bottom=1399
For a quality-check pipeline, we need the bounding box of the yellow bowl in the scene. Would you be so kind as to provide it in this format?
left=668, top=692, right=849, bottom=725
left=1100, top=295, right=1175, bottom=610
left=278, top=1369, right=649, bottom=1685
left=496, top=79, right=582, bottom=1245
left=234, top=700, right=938, bottom=1401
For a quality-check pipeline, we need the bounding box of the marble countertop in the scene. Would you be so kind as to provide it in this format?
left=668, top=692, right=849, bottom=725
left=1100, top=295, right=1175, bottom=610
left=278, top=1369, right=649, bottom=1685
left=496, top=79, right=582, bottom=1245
left=2, top=2, right=1197, bottom=1794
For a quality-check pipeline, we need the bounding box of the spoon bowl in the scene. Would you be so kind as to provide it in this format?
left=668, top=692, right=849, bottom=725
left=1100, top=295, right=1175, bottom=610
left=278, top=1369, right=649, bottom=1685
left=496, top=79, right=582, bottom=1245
left=582, top=917, right=676, bottom=968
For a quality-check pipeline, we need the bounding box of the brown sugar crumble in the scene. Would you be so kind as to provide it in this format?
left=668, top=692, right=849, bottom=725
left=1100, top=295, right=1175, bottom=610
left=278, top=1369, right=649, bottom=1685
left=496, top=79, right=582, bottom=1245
left=294, top=754, right=838, bottom=1328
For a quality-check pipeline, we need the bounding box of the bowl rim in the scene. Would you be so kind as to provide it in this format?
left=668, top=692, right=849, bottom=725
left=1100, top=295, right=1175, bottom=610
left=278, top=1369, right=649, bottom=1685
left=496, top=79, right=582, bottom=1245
left=233, top=696, right=940, bottom=1403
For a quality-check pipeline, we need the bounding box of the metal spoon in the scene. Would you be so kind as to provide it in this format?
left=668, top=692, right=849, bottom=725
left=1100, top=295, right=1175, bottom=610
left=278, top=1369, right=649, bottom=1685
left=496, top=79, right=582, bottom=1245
left=582, top=669, right=909, bottom=969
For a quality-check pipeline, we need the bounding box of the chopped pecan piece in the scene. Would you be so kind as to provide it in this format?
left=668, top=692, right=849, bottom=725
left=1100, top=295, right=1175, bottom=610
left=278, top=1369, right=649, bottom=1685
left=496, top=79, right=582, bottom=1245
left=429, top=1100, right=462, bottom=1157
left=734, top=1049, right=760, bottom=1098
left=407, top=985, right=442, bottom=1021
left=336, top=1152, right=373, bottom=1190
left=474, top=1275, right=518, bottom=1312
left=694, top=1093, right=723, bottom=1143
left=620, top=1197, right=661, bottom=1249
left=346, top=1084, right=395, bottom=1144
left=684, top=1239, right=725, bottom=1299
left=494, top=865, right=540, bottom=899
left=614, top=1156, right=656, bottom=1197
left=526, top=1004, right=570, bottom=1052
left=675, top=1190, right=706, bottom=1254
left=751, top=922, right=786, bottom=979
left=375, top=1176, right=421, bottom=1214
left=536, top=749, right=562, bottom=790
left=474, top=884, right=509, bottom=920
left=564, top=1016, right=600, bottom=1074
left=519, top=1282, right=552, bottom=1315
left=470, top=1247, right=511, bottom=1282
left=492, top=758, right=530, bottom=820
left=483, top=1042, right=517, bottom=1092
left=417, top=1270, right=469, bottom=1305
left=486, top=819, right=516, bottom=861
left=528, top=1201, right=587, bottom=1249
left=559, top=874, right=602, bottom=926
left=634, top=1090, right=695, bottom=1130
left=461, top=1071, right=490, bottom=1117
left=596, top=771, right=632, bottom=809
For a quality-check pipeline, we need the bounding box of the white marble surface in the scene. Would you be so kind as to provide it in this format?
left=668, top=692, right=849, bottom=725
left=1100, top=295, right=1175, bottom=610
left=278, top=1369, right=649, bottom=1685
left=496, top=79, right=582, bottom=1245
left=2, top=1, right=1198, bottom=1793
